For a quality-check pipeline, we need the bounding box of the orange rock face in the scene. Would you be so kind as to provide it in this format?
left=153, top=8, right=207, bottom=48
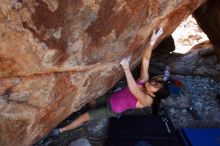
left=190, top=40, right=213, bottom=52
left=193, top=0, right=220, bottom=59
left=0, top=0, right=207, bottom=145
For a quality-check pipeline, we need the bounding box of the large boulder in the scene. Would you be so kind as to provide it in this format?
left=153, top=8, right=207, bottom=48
left=150, top=47, right=220, bottom=81
left=193, top=0, right=220, bottom=59
left=0, top=0, right=207, bottom=146
left=189, top=40, right=213, bottom=52
left=170, top=49, right=219, bottom=79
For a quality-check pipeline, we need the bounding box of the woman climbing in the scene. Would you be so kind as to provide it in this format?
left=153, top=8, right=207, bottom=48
left=50, top=27, right=169, bottom=136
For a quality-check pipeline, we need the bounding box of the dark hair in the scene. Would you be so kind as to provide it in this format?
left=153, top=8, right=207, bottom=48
left=152, top=81, right=170, bottom=114
left=154, top=82, right=169, bottom=99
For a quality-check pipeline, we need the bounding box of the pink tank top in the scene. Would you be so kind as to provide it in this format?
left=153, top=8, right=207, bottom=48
left=109, top=81, right=145, bottom=113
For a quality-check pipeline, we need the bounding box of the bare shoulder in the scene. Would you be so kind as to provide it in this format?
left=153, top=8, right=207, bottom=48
left=136, top=94, right=153, bottom=108
left=145, top=94, right=153, bottom=105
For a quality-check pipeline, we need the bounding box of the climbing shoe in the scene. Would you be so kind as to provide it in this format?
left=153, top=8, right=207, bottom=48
left=49, top=128, right=60, bottom=137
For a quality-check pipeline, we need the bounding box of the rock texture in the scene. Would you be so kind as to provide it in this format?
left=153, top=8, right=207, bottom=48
left=0, top=0, right=207, bottom=146
left=189, top=40, right=213, bottom=52
left=68, top=138, right=91, bottom=146
left=193, top=0, right=220, bottom=59
left=150, top=47, right=220, bottom=81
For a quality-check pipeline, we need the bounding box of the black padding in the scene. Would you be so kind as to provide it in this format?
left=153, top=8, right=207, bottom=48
left=105, top=114, right=185, bottom=146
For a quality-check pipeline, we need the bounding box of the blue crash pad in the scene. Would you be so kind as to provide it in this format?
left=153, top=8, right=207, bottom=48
left=179, top=128, right=220, bottom=146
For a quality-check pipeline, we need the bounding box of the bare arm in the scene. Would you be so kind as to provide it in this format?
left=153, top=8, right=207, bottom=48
left=139, top=27, right=164, bottom=82
left=120, top=58, right=153, bottom=106
left=140, top=45, right=153, bottom=82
